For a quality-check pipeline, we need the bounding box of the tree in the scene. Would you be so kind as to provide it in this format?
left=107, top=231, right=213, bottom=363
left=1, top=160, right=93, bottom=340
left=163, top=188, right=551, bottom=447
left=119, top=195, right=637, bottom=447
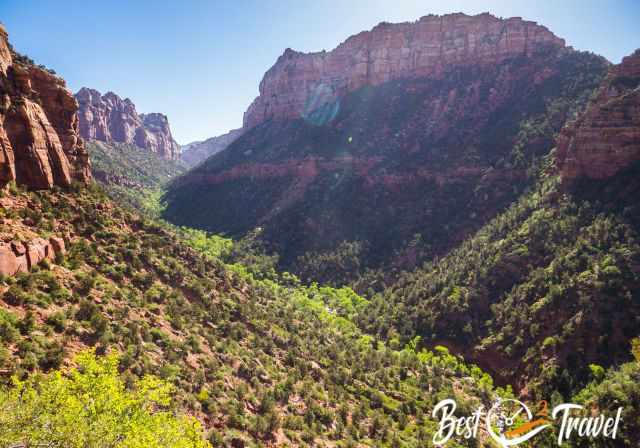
left=0, top=349, right=210, bottom=448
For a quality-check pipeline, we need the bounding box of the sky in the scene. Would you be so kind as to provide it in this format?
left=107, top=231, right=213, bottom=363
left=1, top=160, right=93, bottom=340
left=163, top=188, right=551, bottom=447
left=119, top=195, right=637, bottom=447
left=1, top=0, right=639, bottom=144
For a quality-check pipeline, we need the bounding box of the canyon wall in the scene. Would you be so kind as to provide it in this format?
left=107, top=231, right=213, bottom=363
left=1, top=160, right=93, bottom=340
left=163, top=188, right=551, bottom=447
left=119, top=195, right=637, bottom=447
left=0, top=24, right=91, bottom=190
left=181, top=128, right=243, bottom=167
left=556, top=49, right=640, bottom=183
left=243, top=12, right=565, bottom=129
left=76, top=87, right=180, bottom=160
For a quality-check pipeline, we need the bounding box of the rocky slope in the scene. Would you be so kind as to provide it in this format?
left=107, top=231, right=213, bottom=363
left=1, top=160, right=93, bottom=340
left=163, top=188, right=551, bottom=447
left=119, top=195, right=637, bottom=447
left=164, top=13, right=608, bottom=278
left=75, top=87, right=180, bottom=160
left=181, top=128, right=243, bottom=167
left=0, top=24, right=91, bottom=190
left=556, top=49, right=640, bottom=183
left=361, top=49, right=640, bottom=406
left=244, top=12, right=565, bottom=129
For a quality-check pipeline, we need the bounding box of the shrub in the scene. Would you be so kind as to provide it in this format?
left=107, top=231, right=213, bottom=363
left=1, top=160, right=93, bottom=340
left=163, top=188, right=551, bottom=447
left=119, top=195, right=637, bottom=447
left=0, top=350, right=211, bottom=447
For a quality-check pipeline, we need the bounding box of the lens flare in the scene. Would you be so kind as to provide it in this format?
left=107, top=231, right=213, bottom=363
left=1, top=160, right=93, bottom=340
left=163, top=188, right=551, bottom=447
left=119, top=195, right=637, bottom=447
left=302, top=83, right=340, bottom=126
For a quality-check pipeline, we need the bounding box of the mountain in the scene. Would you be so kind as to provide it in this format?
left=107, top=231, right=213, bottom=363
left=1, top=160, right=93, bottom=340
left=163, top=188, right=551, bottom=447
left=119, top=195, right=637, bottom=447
left=358, top=49, right=640, bottom=433
left=242, top=13, right=565, bottom=130
left=163, top=13, right=608, bottom=281
left=75, top=87, right=180, bottom=160
left=181, top=128, right=243, bottom=167
left=0, top=24, right=90, bottom=190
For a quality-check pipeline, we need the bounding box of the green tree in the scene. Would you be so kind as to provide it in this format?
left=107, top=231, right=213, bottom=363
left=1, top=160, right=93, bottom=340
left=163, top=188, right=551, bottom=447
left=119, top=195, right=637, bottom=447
left=0, top=349, right=210, bottom=448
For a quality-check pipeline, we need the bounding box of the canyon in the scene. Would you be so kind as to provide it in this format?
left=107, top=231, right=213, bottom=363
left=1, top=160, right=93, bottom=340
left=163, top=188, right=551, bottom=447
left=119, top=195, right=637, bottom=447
left=180, top=128, right=243, bottom=167
left=165, top=13, right=608, bottom=275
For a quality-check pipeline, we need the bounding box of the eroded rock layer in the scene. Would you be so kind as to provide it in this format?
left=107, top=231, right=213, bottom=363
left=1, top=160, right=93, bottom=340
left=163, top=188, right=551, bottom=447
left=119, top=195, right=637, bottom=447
left=76, top=88, right=179, bottom=160
left=243, top=12, right=565, bottom=129
left=557, top=49, right=640, bottom=183
left=0, top=24, right=91, bottom=190
left=0, top=236, right=65, bottom=277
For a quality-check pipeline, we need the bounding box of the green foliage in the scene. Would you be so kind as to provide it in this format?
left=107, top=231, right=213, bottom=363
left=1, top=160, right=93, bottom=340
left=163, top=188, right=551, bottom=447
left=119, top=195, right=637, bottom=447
left=360, top=170, right=640, bottom=398
left=0, top=350, right=210, bottom=448
left=87, top=140, right=186, bottom=217
left=179, top=227, right=232, bottom=259
left=0, top=185, right=497, bottom=446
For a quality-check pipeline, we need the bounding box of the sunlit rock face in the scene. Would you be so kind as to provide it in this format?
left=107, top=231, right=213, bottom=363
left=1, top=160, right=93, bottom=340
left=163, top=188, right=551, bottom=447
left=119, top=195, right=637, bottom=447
left=75, top=88, right=180, bottom=160
left=0, top=24, right=91, bottom=190
left=557, top=49, right=640, bottom=184
left=243, top=12, right=565, bottom=129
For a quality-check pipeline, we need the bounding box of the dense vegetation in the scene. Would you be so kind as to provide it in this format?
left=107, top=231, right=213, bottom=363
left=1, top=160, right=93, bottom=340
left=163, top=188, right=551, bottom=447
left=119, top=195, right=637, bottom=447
left=358, top=157, right=640, bottom=436
left=0, top=182, right=502, bottom=447
left=0, top=350, right=210, bottom=447
left=164, top=49, right=608, bottom=282
left=87, top=140, right=186, bottom=216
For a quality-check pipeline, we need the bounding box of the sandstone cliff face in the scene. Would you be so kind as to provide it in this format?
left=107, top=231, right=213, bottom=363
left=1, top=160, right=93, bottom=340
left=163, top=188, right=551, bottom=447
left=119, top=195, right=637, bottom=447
left=0, top=25, right=91, bottom=190
left=243, top=12, right=565, bottom=129
left=76, top=88, right=180, bottom=160
left=556, top=50, right=640, bottom=183
left=180, top=128, right=243, bottom=167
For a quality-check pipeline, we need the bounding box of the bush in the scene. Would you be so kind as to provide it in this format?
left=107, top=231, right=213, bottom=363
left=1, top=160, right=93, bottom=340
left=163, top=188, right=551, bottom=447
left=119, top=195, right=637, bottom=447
left=0, top=350, right=211, bottom=447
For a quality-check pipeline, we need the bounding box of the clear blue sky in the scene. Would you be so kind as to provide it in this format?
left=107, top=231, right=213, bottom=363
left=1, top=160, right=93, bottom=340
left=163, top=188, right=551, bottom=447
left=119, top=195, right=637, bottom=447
left=2, top=0, right=639, bottom=144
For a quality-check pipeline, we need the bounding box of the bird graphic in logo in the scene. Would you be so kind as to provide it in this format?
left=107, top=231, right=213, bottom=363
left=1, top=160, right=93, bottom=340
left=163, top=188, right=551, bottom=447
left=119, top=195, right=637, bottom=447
left=487, top=399, right=553, bottom=447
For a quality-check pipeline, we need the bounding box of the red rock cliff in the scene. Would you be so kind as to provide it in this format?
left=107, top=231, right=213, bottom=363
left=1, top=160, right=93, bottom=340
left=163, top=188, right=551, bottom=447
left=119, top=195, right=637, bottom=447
left=556, top=50, right=640, bottom=183
left=0, top=24, right=91, bottom=190
left=243, top=12, right=565, bottom=129
left=76, top=88, right=180, bottom=160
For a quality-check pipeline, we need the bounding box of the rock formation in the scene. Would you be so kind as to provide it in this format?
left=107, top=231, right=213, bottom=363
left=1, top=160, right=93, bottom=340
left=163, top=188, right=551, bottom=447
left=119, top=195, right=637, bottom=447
left=0, top=24, right=91, bottom=190
left=556, top=49, right=640, bottom=183
left=243, top=12, right=565, bottom=129
left=0, top=236, right=65, bottom=277
left=180, top=128, right=243, bottom=167
left=76, top=88, right=180, bottom=160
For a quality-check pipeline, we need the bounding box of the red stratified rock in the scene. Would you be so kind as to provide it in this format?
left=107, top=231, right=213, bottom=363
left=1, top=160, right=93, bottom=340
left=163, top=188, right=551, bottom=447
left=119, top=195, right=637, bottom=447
left=243, top=12, right=565, bottom=129
left=0, top=24, right=91, bottom=190
left=0, top=236, right=66, bottom=277
left=75, top=88, right=180, bottom=160
left=556, top=50, right=640, bottom=183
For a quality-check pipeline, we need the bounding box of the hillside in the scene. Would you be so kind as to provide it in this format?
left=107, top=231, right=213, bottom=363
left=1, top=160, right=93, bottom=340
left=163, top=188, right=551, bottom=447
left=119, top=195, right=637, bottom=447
left=358, top=50, right=640, bottom=443
left=87, top=140, right=186, bottom=215
left=0, top=181, right=505, bottom=447
left=163, top=13, right=608, bottom=282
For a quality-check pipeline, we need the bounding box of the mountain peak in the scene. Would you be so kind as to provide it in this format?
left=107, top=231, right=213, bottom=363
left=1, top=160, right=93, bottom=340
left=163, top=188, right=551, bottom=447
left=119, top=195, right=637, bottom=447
left=75, top=88, right=180, bottom=160
left=243, top=13, right=565, bottom=129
